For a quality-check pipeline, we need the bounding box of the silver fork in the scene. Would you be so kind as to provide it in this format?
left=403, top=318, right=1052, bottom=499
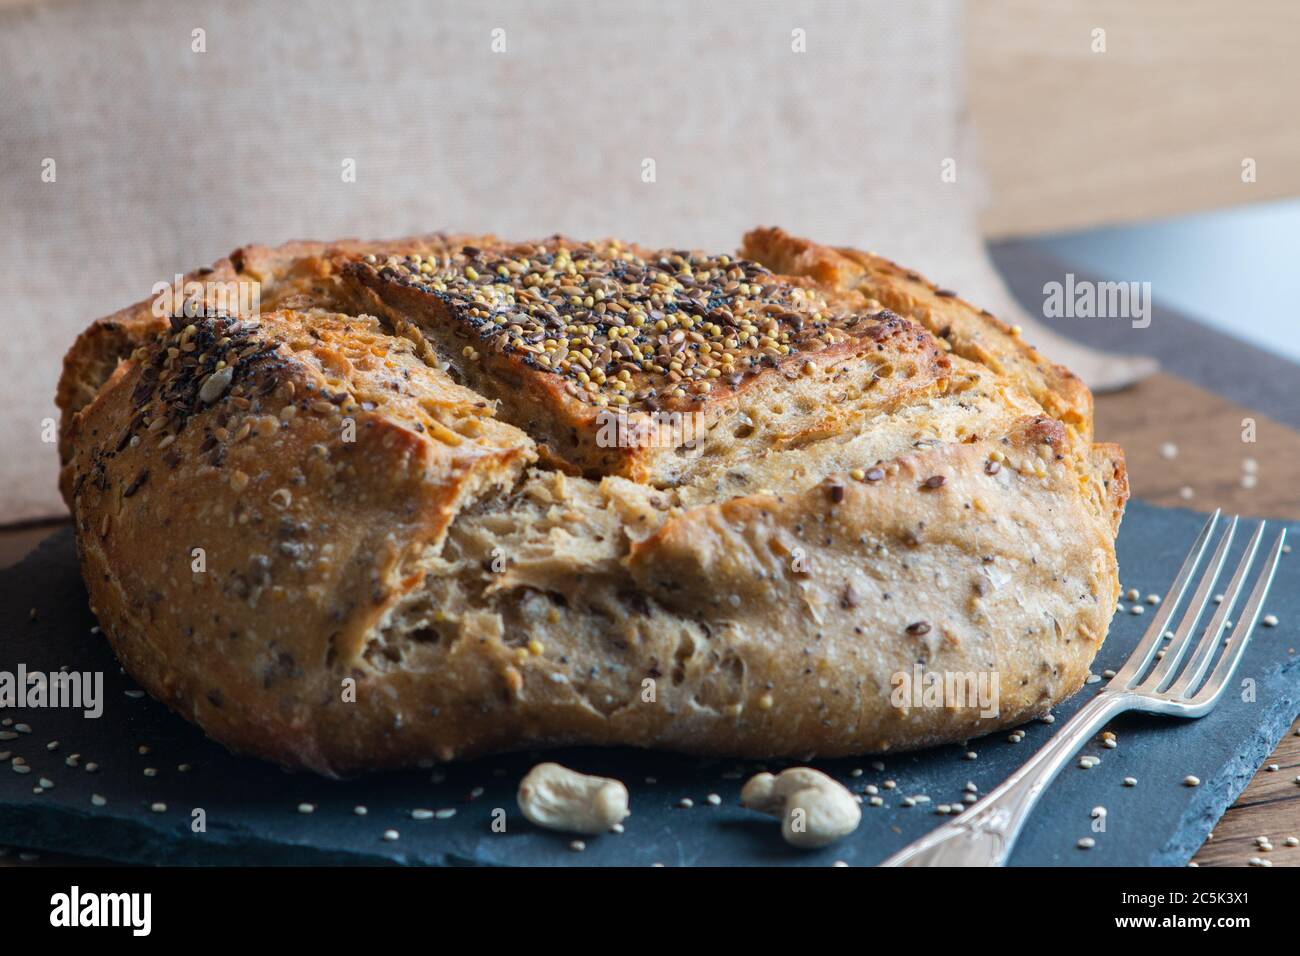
left=880, top=511, right=1286, bottom=867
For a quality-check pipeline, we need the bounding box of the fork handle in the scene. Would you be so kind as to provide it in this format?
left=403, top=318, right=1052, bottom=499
left=880, top=694, right=1130, bottom=866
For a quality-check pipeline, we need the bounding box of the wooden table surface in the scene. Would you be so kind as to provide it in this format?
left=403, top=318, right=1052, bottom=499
left=1, top=371, right=1296, bottom=866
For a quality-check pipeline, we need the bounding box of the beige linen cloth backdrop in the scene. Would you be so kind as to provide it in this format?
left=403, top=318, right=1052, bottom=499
left=0, top=0, right=1151, bottom=522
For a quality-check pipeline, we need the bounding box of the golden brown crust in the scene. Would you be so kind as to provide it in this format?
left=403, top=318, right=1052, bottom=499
left=741, top=227, right=1095, bottom=439
left=341, top=238, right=956, bottom=485
left=58, top=229, right=1127, bottom=775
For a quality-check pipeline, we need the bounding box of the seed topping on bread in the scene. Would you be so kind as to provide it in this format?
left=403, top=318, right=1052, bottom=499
left=354, top=239, right=901, bottom=411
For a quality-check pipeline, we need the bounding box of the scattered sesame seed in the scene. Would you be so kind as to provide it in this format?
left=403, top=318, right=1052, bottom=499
left=706, top=793, right=721, bottom=806
left=150, top=802, right=167, bottom=813
left=570, top=840, right=586, bottom=852
left=435, top=808, right=457, bottom=820
left=1183, top=775, right=1201, bottom=787
left=297, top=803, right=316, bottom=814
left=1129, top=605, right=1145, bottom=616
left=91, top=794, right=106, bottom=807
left=882, top=779, right=896, bottom=790
left=678, top=797, right=694, bottom=809
left=1077, top=837, right=1096, bottom=849
left=354, top=805, right=368, bottom=816
left=1261, top=614, right=1279, bottom=627
left=411, top=809, right=433, bottom=820
left=1125, top=588, right=1140, bottom=602
left=382, top=829, right=399, bottom=841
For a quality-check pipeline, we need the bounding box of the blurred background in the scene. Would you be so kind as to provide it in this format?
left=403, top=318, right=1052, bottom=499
left=0, top=0, right=1297, bottom=868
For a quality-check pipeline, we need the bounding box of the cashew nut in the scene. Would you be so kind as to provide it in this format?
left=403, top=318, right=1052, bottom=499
left=741, top=767, right=861, bottom=849
left=517, top=762, right=630, bottom=835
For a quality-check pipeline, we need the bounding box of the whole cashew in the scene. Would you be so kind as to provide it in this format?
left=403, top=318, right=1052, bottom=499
left=517, top=762, right=631, bottom=835
left=741, top=767, right=861, bottom=849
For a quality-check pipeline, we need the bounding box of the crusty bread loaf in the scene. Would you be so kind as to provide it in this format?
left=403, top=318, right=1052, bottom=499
left=57, top=228, right=1127, bottom=775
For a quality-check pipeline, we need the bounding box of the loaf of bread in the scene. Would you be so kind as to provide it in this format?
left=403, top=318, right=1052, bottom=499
left=56, top=228, right=1127, bottom=775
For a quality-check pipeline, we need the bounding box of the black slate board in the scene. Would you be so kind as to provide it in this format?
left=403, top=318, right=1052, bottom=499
left=1, top=500, right=1297, bottom=866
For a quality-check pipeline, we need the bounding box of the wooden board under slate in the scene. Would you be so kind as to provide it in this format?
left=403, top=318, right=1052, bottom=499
left=0, top=501, right=1296, bottom=866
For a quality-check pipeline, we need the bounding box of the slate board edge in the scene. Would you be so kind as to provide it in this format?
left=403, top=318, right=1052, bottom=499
left=1149, top=669, right=1299, bottom=868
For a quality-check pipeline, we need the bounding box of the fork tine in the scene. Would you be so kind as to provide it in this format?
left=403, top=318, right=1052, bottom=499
left=1163, top=520, right=1265, bottom=699
left=1111, top=509, right=1221, bottom=688
left=1136, top=516, right=1238, bottom=693
left=1183, top=528, right=1286, bottom=712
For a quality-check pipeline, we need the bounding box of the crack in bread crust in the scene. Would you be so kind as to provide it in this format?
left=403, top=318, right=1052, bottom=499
left=57, top=229, right=1127, bottom=775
